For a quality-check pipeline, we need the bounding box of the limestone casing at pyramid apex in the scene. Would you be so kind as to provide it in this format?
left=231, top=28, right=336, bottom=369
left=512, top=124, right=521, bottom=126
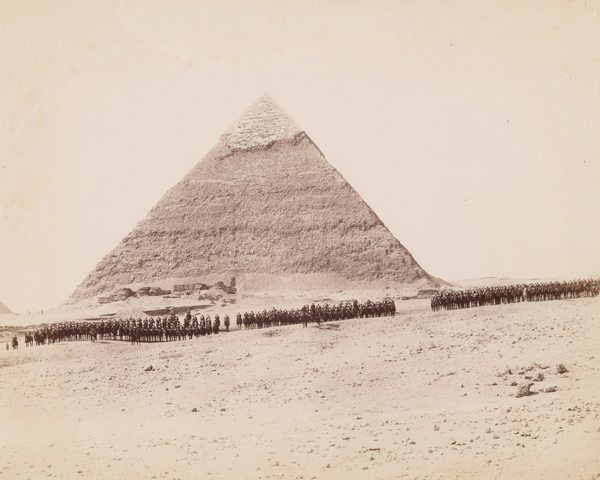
left=220, top=93, right=304, bottom=150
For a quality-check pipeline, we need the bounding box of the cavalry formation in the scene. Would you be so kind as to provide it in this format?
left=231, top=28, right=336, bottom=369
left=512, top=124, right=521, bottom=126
left=431, top=278, right=600, bottom=311
left=7, top=277, right=597, bottom=350
left=8, top=298, right=396, bottom=347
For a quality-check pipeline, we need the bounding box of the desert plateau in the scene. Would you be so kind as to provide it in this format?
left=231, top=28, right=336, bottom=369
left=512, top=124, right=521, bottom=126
left=1, top=288, right=599, bottom=480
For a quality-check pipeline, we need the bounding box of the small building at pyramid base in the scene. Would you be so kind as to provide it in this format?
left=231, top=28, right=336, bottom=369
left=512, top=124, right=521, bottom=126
left=68, top=94, right=438, bottom=304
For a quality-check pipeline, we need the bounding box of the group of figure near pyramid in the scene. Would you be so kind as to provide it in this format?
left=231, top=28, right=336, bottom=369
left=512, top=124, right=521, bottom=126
left=238, top=298, right=396, bottom=330
left=431, top=278, right=599, bottom=311
left=11, top=298, right=396, bottom=348
left=17, top=312, right=224, bottom=348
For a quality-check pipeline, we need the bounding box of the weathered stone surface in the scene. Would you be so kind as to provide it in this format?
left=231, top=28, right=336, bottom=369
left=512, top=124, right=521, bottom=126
left=516, top=382, right=534, bottom=398
left=556, top=364, right=569, bottom=374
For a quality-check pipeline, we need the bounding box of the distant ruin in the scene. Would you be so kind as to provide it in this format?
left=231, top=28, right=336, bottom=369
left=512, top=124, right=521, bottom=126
left=0, top=301, right=13, bottom=315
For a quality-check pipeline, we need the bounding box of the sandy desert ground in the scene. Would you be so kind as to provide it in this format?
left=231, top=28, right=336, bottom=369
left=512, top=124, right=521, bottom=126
left=1, top=294, right=600, bottom=480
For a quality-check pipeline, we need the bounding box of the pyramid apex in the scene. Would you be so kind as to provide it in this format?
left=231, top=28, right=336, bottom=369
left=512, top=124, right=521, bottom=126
left=221, top=94, right=303, bottom=150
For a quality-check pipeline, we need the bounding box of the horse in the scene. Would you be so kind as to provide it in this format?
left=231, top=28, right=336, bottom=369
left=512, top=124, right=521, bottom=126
left=130, top=328, right=137, bottom=345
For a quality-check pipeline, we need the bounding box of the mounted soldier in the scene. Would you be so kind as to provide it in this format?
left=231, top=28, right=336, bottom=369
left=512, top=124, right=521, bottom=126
left=206, top=315, right=212, bottom=335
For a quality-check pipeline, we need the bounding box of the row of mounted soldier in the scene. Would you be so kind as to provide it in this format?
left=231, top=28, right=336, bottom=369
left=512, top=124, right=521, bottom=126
left=14, top=298, right=396, bottom=347
left=431, top=278, right=599, bottom=311
left=8, top=278, right=598, bottom=349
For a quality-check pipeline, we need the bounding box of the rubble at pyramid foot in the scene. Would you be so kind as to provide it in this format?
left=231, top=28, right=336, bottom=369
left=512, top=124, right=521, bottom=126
left=93, top=281, right=237, bottom=305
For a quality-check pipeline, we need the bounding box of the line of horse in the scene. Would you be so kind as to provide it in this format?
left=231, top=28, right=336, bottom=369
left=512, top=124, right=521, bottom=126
left=7, top=298, right=397, bottom=347
left=431, top=278, right=599, bottom=311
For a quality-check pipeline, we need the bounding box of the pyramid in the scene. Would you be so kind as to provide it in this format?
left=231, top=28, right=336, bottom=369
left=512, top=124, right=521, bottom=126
left=0, top=301, right=12, bottom=315
left=68, top=94, right=435, bottom=302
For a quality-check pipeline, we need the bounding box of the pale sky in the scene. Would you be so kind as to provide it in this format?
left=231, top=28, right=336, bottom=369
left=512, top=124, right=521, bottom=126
left=1, top=0, right=600, bottom=312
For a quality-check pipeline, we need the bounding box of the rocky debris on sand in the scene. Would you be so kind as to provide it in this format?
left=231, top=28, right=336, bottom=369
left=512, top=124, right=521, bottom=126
left=516, top=383, right=534, bottom=398
left=542, top=386, right=558, bottom=393
left=203, top=290, right=225, bottom=302
left=556, top=364, right=568, bottom=374
left=144, top=366, right=154, bottom=371
left=500, top=363, right=558, bottom=385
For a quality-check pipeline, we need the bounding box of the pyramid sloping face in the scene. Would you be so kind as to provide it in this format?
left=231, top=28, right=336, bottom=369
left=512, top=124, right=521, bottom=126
left=69, top=95, right=432, bottom=302
left=0, top=301, right=12, bottom=314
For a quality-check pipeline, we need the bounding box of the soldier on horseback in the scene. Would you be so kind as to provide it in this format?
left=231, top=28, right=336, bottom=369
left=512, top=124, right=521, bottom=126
left=206, top=315, right=212, bottom=335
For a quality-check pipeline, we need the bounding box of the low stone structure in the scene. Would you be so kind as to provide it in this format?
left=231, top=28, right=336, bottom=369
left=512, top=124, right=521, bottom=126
left=97, top=286, right=171, bottom=304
